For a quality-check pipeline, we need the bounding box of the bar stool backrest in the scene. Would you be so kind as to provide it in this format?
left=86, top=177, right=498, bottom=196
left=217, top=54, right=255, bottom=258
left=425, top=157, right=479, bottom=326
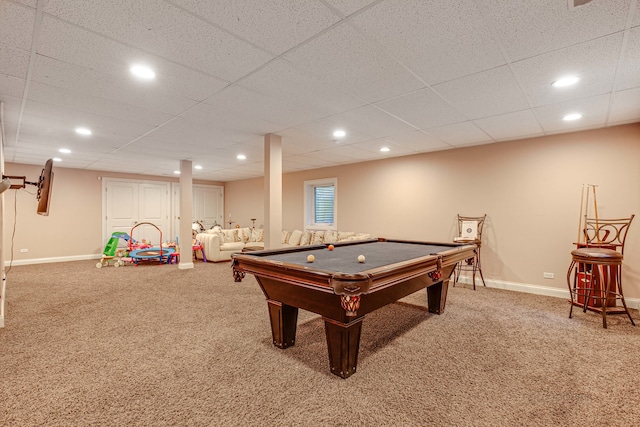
left=582, top=215, right=635, bottom=254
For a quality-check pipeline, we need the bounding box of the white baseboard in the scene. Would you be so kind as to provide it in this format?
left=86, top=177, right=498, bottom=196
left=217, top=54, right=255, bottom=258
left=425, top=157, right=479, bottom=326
left=4, top=253, right=102, bottom=266
left=454, top=275, right=640, bottom=310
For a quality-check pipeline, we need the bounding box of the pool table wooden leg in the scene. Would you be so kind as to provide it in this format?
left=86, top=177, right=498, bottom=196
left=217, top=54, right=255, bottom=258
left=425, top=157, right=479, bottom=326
left=267, top=300, right=298, bottom=349
left=426, top=278, right=450, bottom=314
left=323, top=316, right=364, bottom=379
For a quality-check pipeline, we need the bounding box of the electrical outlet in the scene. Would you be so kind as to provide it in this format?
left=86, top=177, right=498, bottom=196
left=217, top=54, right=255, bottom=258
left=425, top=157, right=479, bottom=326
left=543, top=272, right=554, bottom=279
left=20, top=248, right=29, bottom=253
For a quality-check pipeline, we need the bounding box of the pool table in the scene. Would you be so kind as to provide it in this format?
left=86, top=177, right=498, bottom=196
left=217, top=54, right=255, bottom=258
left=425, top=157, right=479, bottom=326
left=231, top=238, right=476, bottom=378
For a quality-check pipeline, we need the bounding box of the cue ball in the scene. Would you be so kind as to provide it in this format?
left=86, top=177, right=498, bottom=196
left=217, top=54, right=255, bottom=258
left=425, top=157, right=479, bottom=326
left=307, top=254, right=315, bottom=263
left=328, top=245, right=334, bottom=251
left=357, top=255, right=365, bottom=263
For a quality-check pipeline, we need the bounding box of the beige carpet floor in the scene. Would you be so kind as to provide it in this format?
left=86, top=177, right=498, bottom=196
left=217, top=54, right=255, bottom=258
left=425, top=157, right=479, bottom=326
left=1, top=259, right=639, bottom=426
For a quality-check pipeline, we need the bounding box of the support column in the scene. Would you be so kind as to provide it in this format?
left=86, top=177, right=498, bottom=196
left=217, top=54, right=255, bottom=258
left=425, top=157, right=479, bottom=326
left=264, top=134, right=282, bottom=249
left=179, top=159, right=194, bottom=270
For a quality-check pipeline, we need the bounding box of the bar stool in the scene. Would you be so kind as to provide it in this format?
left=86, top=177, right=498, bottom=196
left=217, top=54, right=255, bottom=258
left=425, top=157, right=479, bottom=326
left=566, top=215, right=635, bottom=328
left=453, top=214, right=486, bottom=290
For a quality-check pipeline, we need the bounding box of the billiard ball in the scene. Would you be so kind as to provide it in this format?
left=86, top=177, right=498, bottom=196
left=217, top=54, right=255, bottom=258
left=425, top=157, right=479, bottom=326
left=357, top=255, right=365, bottom=263
left=307, top=254, right=315, bottom=263
left=328, top=244, right=334, bottom=251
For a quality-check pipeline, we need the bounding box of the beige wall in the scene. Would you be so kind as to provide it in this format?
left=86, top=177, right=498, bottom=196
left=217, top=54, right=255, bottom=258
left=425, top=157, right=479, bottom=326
left=226, top=123, right=640, bottom=298
left=1, top=164, right=223, bottom=262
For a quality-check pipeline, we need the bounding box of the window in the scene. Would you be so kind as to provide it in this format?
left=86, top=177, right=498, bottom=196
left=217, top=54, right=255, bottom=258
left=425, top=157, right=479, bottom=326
left=304, top=178, right=337, bottom=230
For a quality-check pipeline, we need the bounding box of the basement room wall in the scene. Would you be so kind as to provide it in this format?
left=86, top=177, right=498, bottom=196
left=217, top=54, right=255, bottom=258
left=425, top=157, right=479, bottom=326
left=225, top=123, right=640, bottom=298
left=1, top=164, right=223, bottom=264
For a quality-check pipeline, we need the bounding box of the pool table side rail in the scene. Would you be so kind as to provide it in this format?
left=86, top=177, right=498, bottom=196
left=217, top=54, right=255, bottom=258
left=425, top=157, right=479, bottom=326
left=232, top=239, right=476, bottom=295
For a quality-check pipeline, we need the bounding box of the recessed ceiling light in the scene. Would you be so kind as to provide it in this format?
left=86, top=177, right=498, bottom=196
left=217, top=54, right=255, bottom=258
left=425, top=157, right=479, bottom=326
left=75, top=127, right=92, bottom=136
left=130, top=64, right=156, bottom=80
left=237, top=154, right=247, bottom=160
left=174, top=170, right=180, bottom=175
left=380, top=147, right=390, bottom=152
left=194, top=165, right=203, bottom=170
left=552, top=76, right=580, bottom=87
left=333, top=130, right=346, bottom=138
left=52, top=157, right=62, bottom=162
left=563, top=113, right=582, bottom=121
left=59, top=148, right=71, bottom=154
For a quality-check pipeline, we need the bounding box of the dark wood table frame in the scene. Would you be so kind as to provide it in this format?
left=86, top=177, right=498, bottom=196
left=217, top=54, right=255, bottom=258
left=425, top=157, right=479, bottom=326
left=232, top=238, right=476, bottom=378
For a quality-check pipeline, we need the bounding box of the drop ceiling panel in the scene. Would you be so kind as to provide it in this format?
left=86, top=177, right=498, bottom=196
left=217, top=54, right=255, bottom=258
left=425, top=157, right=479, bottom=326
left=615, top=26, right=640, bottom=91
left=170, top=0, right=341, bottom=55
left=204, top=85, right=321, bottom=129
left=609, top=88, right=640, bottom=124
left=0, top=44, right=30, bottom=78
left=0, top=1, right=35, bottom=51
left=432, top=65, right=530, bottom=120
left=31, top=56, right=200, bottom=116
left=43, top=0, right=274, bottom=81
left=179, top=103, right=281, bottom=136
left=375, top=88, right=468, bottom=129
left=0, top=75, right=25, bottom=99
left=351, top=138, right=418, bottom=157
left=534, top=94, right=610, bottom=132
left=283, top=23, right=424, bottom=103
left=479, top=0, right=630, bottom=61
left=383, top=130, right=451, bottom=152
left=322, top=0, right=379, bottom=16
left=512, top=33, right=622, bottom=107
left=428, top=122, right=493, bottom=147
left=351, top=0, right=506, bottom=85
left=26, top=82, right=174, bottom=127
left=238, top=59, right=365, bottom=117
left=473, top=110, right=544, bottom=141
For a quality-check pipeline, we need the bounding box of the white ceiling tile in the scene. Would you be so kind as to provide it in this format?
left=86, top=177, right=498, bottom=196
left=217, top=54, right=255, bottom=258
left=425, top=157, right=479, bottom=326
left=383, top=130, right=451, bottom=152
left=351, top=0, right=506, bottom=85
left=0, top=44, right=30, bottom=78
left=0, top=75, right=26, bottom=99
left=427, top=122, right=493, bottom=147
left=608, top=88, right=640, bottom=124
left=615, top=26, right=640, bottom=91
left=239, top=59, right=365, bottom=117
left=0, top=1, right=35, bottom=51
left=473, top=110, right=544, bottom=141
left=27, top=82, right=175, bottom=126
left=478, top=0, right=630, bottom=61
left=322, top=0, right=379, bottom=16
left=170, top=0, right=340, bottom=55
left=351, top=138, right=418, bottom=157
left=283, top=23, right=424, bottom=103
left=179, top=103, right=281, bottom=136
left=32, top=56, right=201, bottom=116
left=534, top=94, right=610, bottom=132
left=204, top=84, right=323, bottom=128
left=512, top=33, right=622, bottom=107
left=433, top=66, right=529, bottom=120
left=336, top=105, right=417, bottom=138
left=375, top=88, right=468, bottom=129
left=44, top=0, right=274, bottom=81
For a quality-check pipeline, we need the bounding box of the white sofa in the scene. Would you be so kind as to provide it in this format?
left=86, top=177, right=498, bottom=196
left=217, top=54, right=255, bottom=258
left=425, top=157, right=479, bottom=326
left=195, top=227, right=374, bottom=262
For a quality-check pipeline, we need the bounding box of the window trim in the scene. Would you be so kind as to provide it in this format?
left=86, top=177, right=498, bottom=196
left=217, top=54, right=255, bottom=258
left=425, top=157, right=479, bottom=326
left=304, top=177, right=337, bottom=231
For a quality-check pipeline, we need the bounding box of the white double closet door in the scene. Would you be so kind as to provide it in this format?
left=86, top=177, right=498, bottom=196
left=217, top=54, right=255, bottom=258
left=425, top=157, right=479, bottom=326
left=103, top=178, right=224, bottom=248
left=102, top=178, right=170, bottom=247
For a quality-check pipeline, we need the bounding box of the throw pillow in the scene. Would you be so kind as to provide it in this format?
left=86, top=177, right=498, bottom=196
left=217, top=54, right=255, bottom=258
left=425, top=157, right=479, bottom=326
left=288, top=229, right=303, bottom=246
left=222, top=229, right=237, bottom=243
left=300, top=231, right=313, bottom=246
left=337, top=231, right=355, bottom=241
left=238, top=227, right=251, bottom=243
left=251, top=228, right=264, bottom=242
left=281, top=230, right=290, bottom=244
left=311, top=230, right=325, bottom=244
left=324, top=230, right=338, bottom=243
